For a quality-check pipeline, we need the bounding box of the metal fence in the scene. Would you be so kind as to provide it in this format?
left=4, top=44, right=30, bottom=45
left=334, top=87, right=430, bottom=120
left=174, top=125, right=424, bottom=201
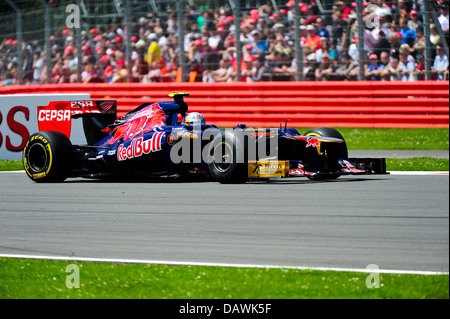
left=1, top=0, right=449, bottom=85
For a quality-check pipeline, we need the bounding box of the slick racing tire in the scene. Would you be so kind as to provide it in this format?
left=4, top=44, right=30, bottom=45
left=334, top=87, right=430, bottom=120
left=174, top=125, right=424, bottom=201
left=304, top=127, right=348, bottom=180
left=23, top=131, right=73, bottom=183
left=207, top=131, right=248, bottom=184
left=304, top=127, right=348, bottom=159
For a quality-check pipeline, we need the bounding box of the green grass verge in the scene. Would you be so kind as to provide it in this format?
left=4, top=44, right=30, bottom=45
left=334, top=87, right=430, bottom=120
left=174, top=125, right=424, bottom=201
left=0, top=258, right=448, bottom=299
left=0, top=160, right=23, bottom=171
left=295, top=128, right=449, bottom=150
left=386, top=158, right=449, bottom=171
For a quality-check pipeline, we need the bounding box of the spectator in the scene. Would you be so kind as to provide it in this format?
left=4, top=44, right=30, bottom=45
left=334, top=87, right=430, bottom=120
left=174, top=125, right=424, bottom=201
left=315, top=53, right=335, bottom=81
left=383, top=56, right=403, bottom=81
left=304, top=24, right=321, bottom=52
left=366, top=53, right=382, bottom=81
left=112, top=60, right=128, bottom=83
left=432, top=43, right=449, bottom=80
left=315, top=38, right=336, bottom=62
left=437, top=4, right=449, bottom=33
left=32, top=50, right=45, bottom=84
left=415, top=54, right=426, bottom=80
left=131, top=54, right=149, bottom=82
left=201, top=36, right=220, bottom=82
left=399, top=18, right=416, bottom=47
left=377, top=51, right=391, bottom=81
left=408, top=10, right=423, bottom=33
left=335, top=52, right=359, bottom=81
left=22, top=50, right=34, bottom=84
left=388, top=32, right=402, bottom=58
left=248, top=57, right=270, bottom=82
left=58, top=65, right=72, bottom=83
left=188, top=59, right=202, bottom=82
left=146, top=33, right=161, bottom=66
left=429, top=24, right=441, bottom=47
left=399, top=53, right=416, bottom=81
left=316, top=17, right=330, bottom=41
left=373, top=30, right=391, bottom=60
left=304, top=53, right=317, bottom=81
left=210, top=57, right=233, bottom=82
left=249, top=30, right=267, bottom=59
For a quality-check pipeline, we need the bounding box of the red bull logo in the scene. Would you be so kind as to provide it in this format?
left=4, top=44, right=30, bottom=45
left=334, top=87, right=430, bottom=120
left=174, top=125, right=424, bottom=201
left=306, top=137, right=319, bottom=148
left=117, top=132, right=164, bottom=161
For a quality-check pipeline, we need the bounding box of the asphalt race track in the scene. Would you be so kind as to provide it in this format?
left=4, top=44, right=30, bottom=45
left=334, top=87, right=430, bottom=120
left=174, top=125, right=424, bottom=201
left=0, top=171, right=448, bottom=273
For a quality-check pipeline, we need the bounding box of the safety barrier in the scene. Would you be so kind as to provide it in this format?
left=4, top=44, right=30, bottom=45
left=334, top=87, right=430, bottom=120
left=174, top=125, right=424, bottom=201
left=1, top=81, right=448, bottom=128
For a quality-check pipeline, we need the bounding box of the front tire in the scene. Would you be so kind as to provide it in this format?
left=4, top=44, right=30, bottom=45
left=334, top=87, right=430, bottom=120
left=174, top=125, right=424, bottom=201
left=207, top=131, right=248, bottom=184
left=23, top=131, right=73, bottom=183
left=304, top=127, right=348, bottom=158
left=304, top=127, right=347, bottom=180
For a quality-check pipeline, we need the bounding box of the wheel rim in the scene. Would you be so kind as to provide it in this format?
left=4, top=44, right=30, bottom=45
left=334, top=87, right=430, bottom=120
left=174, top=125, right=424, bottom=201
left=27, top=143, right=48, bottom=173
left=212, top=142, right=233, bottom=173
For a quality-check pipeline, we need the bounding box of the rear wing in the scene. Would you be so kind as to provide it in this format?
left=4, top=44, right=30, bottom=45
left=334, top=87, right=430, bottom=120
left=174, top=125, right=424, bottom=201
left=37, top=100, right=117, bottom=142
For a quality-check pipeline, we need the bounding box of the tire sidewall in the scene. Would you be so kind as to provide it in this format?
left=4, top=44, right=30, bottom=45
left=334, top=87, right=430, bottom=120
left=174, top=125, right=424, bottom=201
left=23, top=131, right=72, bottom=182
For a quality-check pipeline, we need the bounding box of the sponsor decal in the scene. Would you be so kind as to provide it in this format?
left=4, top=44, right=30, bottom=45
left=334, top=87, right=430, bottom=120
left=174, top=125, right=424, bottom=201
left=306, top=137, right=320, bottom=148
left=38, top=109, right=71, bottom=122
left=248, top=161, right=289, bottom=178
left=117, top=132, right=164, bottom=161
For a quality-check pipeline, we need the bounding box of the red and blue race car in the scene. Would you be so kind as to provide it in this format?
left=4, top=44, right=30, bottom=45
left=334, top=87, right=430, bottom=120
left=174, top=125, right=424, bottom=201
left=23, top=93, right=387, bottom=183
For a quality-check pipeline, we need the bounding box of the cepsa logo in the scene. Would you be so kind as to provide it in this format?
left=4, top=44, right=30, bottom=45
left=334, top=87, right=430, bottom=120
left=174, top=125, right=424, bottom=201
left=38, top=109, right=71, bottom=122
left=0, top=106, right=30, bottom=151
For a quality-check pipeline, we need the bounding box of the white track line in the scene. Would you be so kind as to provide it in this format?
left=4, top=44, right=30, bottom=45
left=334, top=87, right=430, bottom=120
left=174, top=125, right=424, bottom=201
left=389, top=171, right=449, bottom=175
left=0, top=254, right=447, bottom=275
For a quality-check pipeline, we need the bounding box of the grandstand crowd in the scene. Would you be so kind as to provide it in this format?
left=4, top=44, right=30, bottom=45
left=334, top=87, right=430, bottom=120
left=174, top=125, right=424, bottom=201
left=0, top=0, right=449, bottom=85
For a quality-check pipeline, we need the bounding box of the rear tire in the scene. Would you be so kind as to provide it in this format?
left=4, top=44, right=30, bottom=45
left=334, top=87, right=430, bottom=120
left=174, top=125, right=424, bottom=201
left=23, top=131, right=73, bottom=183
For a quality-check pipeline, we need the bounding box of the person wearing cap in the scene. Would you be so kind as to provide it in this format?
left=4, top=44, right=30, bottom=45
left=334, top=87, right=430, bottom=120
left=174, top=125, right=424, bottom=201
left=304, top=24, right=321, bottom=52
left=239, top=54, right=254, bottom=82
left=146, top=33, right=161, bottom=66
left=366, top=53, right=382, bottom=81
left=408, top=10, right=423, bottom=33
left=415, top=53, right=426, bottom=80
left=249, top=30, right=267, bottom=58
left=112, top=60, right=128, bottom=83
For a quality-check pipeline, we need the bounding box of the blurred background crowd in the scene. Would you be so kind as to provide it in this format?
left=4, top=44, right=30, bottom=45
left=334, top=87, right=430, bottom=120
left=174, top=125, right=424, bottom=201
left=0, top=0, right=448, bottom=86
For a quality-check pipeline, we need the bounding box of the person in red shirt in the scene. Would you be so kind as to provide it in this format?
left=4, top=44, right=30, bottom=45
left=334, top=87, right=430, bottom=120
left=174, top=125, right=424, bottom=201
left=304, top=24, right=321, bottom=52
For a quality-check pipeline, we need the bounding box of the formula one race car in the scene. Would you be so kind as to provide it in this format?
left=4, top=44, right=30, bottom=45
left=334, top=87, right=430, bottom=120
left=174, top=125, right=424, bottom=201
left=23, top=93, right=387, bottom=183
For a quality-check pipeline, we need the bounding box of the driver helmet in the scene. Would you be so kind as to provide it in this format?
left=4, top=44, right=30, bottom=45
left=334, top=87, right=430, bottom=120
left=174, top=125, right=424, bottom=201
left=183, top=112, right=205, bottom=126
